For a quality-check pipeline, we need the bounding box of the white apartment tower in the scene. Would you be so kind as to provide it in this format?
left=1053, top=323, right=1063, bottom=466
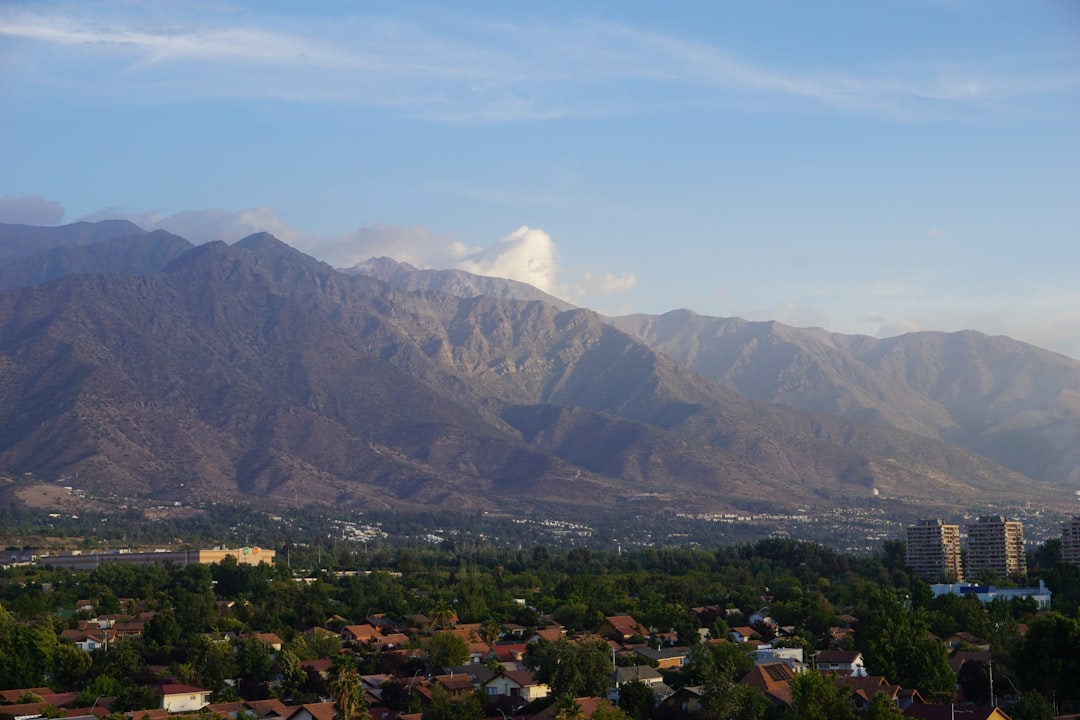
left=966, top=515, right=1026, bottom=579
left=906, top=519, right=964, bottom=582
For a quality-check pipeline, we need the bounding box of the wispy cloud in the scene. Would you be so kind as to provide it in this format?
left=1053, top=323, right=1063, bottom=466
left=2, top=2, right=1071, bottom=122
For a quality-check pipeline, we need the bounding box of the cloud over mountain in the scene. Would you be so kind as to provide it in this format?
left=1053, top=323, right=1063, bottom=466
left=0, top=195, right=64, bottom=225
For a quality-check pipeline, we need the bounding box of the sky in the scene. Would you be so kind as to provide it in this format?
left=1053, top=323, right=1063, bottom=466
left=2, top=1, right=1079, bottom=358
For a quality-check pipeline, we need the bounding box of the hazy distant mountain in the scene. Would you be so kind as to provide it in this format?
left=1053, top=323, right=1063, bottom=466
left=0, top=222, right=1052, bottom=514
left=0, top=219, right=146, bottom=261
left=611, top=310, right=1080, bottom=488
left=0, top=228, right=192, bottom=291
left=343, top=256, right=576, bottom=311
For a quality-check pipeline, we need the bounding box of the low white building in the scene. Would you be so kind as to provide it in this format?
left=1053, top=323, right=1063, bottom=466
left=155, top=683, right=211, bottom=712
left=929, top=579, right=1052, bottom=609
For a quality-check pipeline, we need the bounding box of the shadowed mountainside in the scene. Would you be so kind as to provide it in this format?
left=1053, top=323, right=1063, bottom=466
left=0, top=223, right=1067, bottom=515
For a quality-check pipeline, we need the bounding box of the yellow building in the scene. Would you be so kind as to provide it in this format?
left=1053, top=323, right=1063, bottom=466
left=39, top=546, right=275, bottom=570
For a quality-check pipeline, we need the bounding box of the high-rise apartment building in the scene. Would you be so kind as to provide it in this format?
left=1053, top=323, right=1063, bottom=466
left=906, top=519, right=964, bottom=582
left=966, top=515, right=1026, bottom=579
left=1062, top=516, right=1080, bottom=569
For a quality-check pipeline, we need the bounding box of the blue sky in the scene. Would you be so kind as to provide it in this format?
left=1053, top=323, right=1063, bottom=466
left=2, top=1, right=1079, bottom=357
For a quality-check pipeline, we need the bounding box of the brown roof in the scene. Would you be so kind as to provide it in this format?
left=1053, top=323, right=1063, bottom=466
left=739, top=663, right=794, bottom=707
left=815, top=650, right=863, bottom=664
left=246, top=699, right=290, bottom=717
left=532, top=697, right=606, bottom=720
left=531, top=628, right=564, bottom=642
left=301, top=658, right=334, bottom=672
left=155, top=683, right=211, bottom=696
left=343, top=624, right=381, bottom=640
left=0, top=688, right=55, bottom=702
left=286, top=702, right=338, bottom=720
left=434, top=674, right=475, bottom=692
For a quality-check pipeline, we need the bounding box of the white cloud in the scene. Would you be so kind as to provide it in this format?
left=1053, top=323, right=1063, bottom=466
left=0, top=195, right=65, bottom=225
left=455, top=226, right=559, bottom=293
left=78, top=206, right=303, bottom=246
left=3, top=4, right=1072, bottom=122
left=570, top=271, right=638, bottom=297
left=324, top=224, right=460, bottom=270
left=74, top=205, right=636, bottom=302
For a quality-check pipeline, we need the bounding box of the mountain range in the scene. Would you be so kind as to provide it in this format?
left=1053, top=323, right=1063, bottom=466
left=0, top=221, right=1076, bottom=517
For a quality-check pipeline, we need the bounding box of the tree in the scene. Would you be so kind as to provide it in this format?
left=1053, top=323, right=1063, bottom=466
left=1007, top=691, right=1055, bottom=720
left=51, top=642, right=92, bottom=691
left=591, top=700, right=632, bottom=720
left=618, top=679, right=654, bottom=720
left=1011, top=612, right=1080, bottom=706
left=554, top=695, right=584, bottom=720
left=696, top=648, right=768, bottom=720
left=329, top=660, right=366, bottom=720
left=863, top=692, right=901, bottom=720
left=112, top=685, right=159, bottom=714
left=425, top=631, right=470, bottom=670
left=236, top=636, right=274, bottom=680
left=526, top=637, right=613, bottom=699
left=788, top=671, right=856, bottom=720
left=858, top=589, right=954, bottom=701
left=279, top=649, right=308, bottom=700
left=421, top=685, right=483, bottom=720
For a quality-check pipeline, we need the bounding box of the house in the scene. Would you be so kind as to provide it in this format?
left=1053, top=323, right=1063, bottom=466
left=62, top=628, right=107, bottom=653
left=342, top=624, right=381, bottom=643
left=482, top=669, right=550, bottom=703
left=207, top=699, right=290, bottom=720
left=284, top=702, right=337, bottom=720
left=836, top=676, right=910, bottom=711
left=813, top=650, right=866, bottom=677
left=491, top=642, right=527, bottom=665
left=154, top=683, right=212, bottom=712
left=945, top=632, right=990, bottom=652
left=904, top=705, right=1011, bottom=720
left=660, top=686, right=705, bottom=716
left=633, top=645, right=690, bottom=669
left=441, top=665, right=494, bottom=689
left=432, top=674, right=475, bottom=702
left=611, top=665, right=664, bottom=689
left=948, top=650, right=991, bottom=675
left=729, top=626, right=760, bottom=643
left=531, top=697, right=606, bottom=720
left=527, top=627, right=564, bottom=644
left=609, top=665, right=665, bottom=703
left=739, top=662, right=794, bottom=709
left=596, top=615, right=646, bottom=642
left=755, top=644, right=804, bottom=668
left=300, top=658, right=334, bottom=680
left=253, top=632, right=284, bottom=652
left=0, top=688, right=57, bottom=704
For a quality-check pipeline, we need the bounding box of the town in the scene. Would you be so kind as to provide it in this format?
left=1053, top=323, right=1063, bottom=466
left=2, top=512, right=1079, bottom=720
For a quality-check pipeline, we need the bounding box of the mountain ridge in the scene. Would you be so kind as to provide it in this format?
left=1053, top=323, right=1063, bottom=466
left=0, top=221, right=1072, bottom=518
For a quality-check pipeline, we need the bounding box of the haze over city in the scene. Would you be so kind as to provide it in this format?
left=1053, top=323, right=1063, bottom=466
left=2, top=0, right=1078, bottom=357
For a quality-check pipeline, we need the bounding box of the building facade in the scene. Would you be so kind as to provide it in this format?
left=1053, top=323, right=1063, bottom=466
left=966, top=515, right=1025, bottom=579
left=906, top=519, right=964, bottom=582
left=1062, top=516, right=1080, bottom=569
left=39, top=547, right=275, bottom=570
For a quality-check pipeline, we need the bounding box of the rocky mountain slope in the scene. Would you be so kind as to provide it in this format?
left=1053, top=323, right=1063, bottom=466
left=345, top=257, right=1080, bottom=491
left=610, top=310, right=1080, bottom=488
left=0, top=222, right=1066, bottom=515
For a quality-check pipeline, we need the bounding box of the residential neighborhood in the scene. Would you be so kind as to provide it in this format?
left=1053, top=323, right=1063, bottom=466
left=0, top=537, right=1076, bottom=720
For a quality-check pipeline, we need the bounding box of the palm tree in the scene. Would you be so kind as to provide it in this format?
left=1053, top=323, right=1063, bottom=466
left=480, top=620, right=501, bottom=650
left=430, top=603, right=457, bottom=631
left=329, top=660, right=365, bottom=720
